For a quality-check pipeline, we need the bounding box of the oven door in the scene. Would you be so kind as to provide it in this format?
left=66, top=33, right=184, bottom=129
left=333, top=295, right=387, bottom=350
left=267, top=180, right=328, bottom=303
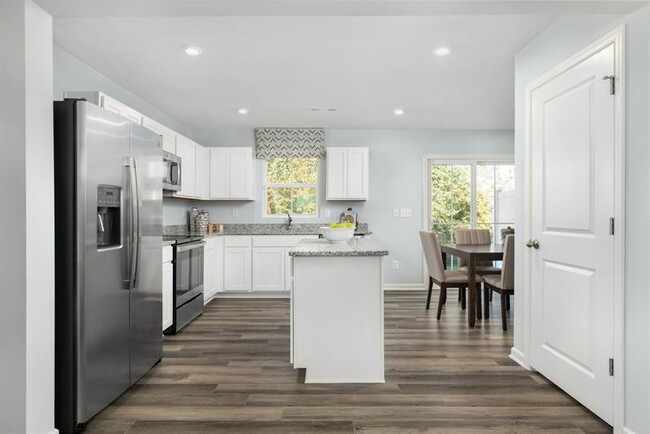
left=174, top=241, right=205, bottom=306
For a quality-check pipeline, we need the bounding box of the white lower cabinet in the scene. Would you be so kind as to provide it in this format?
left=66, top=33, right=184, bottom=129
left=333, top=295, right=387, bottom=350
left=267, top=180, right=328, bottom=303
left=162, top=246, right=173, bottom=331
left=224, top=247, right=252, bottom=291
left=222, top=235, right=317, bottom=294
left=204, top=237, right=224, bottom=302
left=253, top=248, right=286, bottom=291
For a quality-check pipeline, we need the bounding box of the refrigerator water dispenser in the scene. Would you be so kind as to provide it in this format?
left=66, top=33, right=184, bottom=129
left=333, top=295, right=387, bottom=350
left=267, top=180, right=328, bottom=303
left=97, top=185, right=121, bottom=248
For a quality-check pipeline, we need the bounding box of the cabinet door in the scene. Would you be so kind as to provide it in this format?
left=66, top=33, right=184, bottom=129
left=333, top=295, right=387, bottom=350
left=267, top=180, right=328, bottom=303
left=195, top=145, right=210, bottom=200
left=101, top=95, right=143, bottom=124
left=229, top=148, right=253, bottom=199
left=326, top=148, right=348, bottom=200
left=224, top=247, right=252, bottom=291
left=216, top=237, right=225, bottom=293
left=209, top=148, right=230, bottom=199
left=253, top=248, right=286, bottom=291
left=204, top=246, right=219, bottom=301
left=142, top=117, right=176, bottom=153
left=347, top=148, right=369, bottom=200
left=175, top=136, right=196, bottom=198
left=162, top=261, right=173, bottom=331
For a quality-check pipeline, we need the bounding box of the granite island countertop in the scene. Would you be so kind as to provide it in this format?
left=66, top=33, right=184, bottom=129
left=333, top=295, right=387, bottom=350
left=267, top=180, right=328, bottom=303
left=289, top=238, right=388, bottom=257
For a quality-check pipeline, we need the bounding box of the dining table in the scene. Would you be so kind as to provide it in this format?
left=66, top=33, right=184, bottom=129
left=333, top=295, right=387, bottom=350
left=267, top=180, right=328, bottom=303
left=440, top=243, right=504, bottom=327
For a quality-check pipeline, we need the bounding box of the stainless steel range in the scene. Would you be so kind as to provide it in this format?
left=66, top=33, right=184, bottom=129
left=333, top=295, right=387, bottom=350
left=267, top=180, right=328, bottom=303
left=163, top=236, right=205, bottom=334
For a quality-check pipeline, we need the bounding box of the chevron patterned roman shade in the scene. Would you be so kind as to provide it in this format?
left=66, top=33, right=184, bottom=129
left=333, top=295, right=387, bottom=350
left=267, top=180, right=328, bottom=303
left=255, top=128, right=325, bottom=159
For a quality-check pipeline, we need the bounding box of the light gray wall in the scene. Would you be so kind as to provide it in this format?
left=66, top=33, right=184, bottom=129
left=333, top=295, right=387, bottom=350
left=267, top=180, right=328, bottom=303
left=0, top=1, right=55, bottom=432
left=166, top=128, right=514, bottom=285
left=513, top=6, right=650, bottom=433
left=53, top=45, right=192, bottom=136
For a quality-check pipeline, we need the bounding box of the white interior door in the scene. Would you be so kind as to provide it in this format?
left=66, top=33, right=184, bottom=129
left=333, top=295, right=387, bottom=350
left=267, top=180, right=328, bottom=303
left=529, top=43, right=616, bottom=424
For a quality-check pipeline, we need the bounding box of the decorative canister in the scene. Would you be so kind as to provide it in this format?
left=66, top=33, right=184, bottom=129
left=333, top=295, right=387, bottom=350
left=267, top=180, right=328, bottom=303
left=189, top=207, right=199, bottom=233
left=197, top=211, right=210, bottom=235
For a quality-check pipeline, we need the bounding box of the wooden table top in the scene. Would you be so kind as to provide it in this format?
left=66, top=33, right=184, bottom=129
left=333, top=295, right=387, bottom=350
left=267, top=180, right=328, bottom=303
left=440, top=243, right=504, bottom=260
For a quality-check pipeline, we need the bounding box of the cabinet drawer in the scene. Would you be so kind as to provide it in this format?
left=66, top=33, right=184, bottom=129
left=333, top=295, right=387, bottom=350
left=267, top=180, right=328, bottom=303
left=225, top=236, right=253, bottom=247
left=204, top=236, right=222, bottom=251
left=252, top=235, right=318, bottom=247
left=163, top=245, right=173, bottom=263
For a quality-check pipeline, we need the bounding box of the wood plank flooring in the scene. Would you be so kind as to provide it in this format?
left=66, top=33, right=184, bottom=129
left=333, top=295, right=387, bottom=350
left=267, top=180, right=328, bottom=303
left=86, top=290, right=611, bottom=433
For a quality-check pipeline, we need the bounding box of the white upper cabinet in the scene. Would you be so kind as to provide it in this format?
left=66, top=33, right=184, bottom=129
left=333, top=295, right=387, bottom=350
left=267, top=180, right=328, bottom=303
left=195, top=145, right=210, bottom=200
left=175, top=135, right=197, bottom=198
left=64, top=91, right=144, bottom=125
left=326, top=147, right=369, bottom=200
left=209, top=147, right=254, bottom=200
left=142, top=117, right=177, bottom=154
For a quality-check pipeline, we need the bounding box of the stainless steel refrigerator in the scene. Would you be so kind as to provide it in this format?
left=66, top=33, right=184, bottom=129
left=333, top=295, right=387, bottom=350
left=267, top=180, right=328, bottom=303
left=54, top=99, right=163, bottom=433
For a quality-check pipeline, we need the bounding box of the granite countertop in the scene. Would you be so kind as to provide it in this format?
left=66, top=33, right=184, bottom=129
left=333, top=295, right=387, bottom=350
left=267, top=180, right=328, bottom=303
left=289, top=238, right=389, bottom=257
left=163, top=223, right=370, bottom=237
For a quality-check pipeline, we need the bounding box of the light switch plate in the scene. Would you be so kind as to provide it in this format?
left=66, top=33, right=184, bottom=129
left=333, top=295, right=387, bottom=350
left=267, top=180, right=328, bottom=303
left=400, top=208, right=412, bottom=218
left=232, top=209, right=238, bottom=217
left=393, top=208, right=400, bottom=217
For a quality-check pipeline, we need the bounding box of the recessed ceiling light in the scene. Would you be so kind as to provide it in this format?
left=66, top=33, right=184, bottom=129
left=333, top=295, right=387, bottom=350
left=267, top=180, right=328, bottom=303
left=394, top=108, right=405, bottom=116
left=184, top=46, right=202, bottom=56
left=237, top=107, right=249, bottom=115
left=434, top=46, right=451, bottom=56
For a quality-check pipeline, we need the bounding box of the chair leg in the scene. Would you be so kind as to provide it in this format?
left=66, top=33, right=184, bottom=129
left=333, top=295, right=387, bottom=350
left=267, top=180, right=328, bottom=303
left=476, top=283, right=483, bottom=320
left=506, top=294, right=511, bottom=311
left=436, top=284, right=446, bottom=320
left=490, top=289, right=493, bottom=302
left=458, top=288, right=462, bottom=302
left=483, top=287, right=490, bottom=319
left=460, top=286, right=466, bottom=310
left=442, top=284, right=448, bottom=305
left=425, top=276, right=433, bottom=310
left=500, top=291, right=508, bottom=331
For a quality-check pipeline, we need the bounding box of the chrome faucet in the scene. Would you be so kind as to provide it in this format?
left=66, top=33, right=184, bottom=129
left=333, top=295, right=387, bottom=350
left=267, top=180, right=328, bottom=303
left=286, top=212, right=293, bottom=230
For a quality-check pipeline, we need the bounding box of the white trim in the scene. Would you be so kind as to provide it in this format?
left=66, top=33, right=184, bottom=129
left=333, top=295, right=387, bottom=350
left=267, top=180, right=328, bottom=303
left=49, top=429, right=60, bottom=434
left=214, top=291, right=290, bottom=299
left=383, top=283, right=426, bottom=291
left=523, top=25, right=625, bottom=431
left=622, top=427, right=636, bottom=434
left=305, top=377, right=385, bottom=384
left=509, top=347, right=531, bottom=370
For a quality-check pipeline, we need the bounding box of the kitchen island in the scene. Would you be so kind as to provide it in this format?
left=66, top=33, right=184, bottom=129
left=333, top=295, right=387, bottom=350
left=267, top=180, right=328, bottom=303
left=289, top=238, right=388, bottom=383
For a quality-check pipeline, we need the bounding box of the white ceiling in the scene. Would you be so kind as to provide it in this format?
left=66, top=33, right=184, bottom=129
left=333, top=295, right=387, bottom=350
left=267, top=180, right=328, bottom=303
left=48, top=0, right=631, bottom=129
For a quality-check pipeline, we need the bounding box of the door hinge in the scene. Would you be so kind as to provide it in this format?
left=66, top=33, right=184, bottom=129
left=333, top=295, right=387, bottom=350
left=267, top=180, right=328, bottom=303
left=602, top=75, right=615, bottom=95
left=609, top=358, right=614, bottom=376
left=609, top=217, right=615, bottom=235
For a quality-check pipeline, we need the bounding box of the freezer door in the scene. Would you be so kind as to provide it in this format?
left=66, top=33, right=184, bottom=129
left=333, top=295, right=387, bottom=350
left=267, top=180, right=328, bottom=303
left=129, top=122, right=163, bottom=384
left=76, top=101, right=131, bottom=423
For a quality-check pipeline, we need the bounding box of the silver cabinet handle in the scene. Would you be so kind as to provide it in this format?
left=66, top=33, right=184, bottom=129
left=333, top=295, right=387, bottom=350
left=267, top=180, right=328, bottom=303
left=526, top=239, right=540, bottom=249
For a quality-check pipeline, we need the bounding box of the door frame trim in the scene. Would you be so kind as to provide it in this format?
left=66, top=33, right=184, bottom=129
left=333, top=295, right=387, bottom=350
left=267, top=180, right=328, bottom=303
left=522, top=25, right=625, bottom=430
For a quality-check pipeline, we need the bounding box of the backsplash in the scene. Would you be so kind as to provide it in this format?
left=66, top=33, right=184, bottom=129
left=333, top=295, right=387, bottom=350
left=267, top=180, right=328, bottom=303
left=163, top=223, right=370, bottom=236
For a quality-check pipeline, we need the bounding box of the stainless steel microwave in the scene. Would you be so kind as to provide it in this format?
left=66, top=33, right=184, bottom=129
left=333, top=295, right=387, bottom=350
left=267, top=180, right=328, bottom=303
left=162, top=151, right=181, bottom=191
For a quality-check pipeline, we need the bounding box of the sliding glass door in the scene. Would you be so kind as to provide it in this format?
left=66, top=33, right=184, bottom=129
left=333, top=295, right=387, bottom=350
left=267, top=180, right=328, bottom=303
left=428, top=159, right=514, bottom=245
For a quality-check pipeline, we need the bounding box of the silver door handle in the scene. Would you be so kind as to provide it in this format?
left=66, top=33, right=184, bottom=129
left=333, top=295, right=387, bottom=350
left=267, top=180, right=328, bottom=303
left=526, top=239, right=540, bottom=249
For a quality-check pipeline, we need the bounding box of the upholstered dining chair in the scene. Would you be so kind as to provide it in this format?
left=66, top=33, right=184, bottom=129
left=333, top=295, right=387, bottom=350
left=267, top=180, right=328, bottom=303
left=419, top=231, right=482, bottom=320
left=482, top=234, right=515, bottom=331
left=454, top=228, right=502, bottom=275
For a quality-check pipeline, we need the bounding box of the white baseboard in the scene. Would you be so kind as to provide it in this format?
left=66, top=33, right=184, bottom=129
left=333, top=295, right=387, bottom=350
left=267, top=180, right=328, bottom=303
left=49, top=429, right=59, bottom=434
left=383, top=283, right=425, bottom=291
left=622, top=427, right=636, bottom=434
left=509, top=347, right=530, bottom=370
left=212, top=291, right=290, bottom=299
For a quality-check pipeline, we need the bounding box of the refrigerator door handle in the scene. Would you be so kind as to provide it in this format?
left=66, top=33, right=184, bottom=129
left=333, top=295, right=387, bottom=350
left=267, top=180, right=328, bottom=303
left=125, top=157, right=140, bottom=289
left=132, top=158, right=142, bottom=288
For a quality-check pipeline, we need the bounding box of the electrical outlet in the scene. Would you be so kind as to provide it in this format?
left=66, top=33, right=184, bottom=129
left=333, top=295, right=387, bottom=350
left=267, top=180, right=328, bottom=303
left=392, top=260, right=399, bottom=270
left=400, top=208, right=412, bottom=218
left=325, top=209, right=331, bottom=218
left=232, top=209, right=238, bottom=217
left=393, top=208, right=400, bottom=217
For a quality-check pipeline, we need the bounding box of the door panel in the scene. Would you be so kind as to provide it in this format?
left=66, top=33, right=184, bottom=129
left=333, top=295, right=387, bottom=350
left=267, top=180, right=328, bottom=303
left=224, top=247, right=252, bottom=291
left=76, top=102, right=131, bottom=422
left=253, top=248, right=285, bottom=291
left=347, top=148, right=368, bottom=199
left=210, top=148, right=230, bottom=199
left=530, top=44, right=615, bottom=424
left=128, top=122, right=163, bottom=385
left=326, top=148, right=347, bottom=199
left=230, top=148, right=252, bottom=199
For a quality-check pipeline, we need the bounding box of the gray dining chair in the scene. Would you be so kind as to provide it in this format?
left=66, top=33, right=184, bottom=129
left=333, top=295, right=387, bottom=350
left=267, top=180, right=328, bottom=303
left=482, top=234, right=515, bottom=331
left=420, top=231, right=483, bottom=320
left=454, top=228, right=502, bottom=275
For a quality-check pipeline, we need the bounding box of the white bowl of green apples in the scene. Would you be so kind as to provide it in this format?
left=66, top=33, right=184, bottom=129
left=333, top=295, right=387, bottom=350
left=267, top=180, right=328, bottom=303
left=320, top=223, right=355, bottom=244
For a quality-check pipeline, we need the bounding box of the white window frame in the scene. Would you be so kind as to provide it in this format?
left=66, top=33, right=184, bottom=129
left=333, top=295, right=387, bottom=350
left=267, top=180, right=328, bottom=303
left=423, top=155, right=515, bottom=236
left=263, top=157, right=320, bottom=218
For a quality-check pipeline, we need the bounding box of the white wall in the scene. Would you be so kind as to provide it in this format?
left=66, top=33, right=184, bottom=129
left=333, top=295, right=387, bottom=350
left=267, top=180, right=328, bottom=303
left=0, top=1, right=55, bottom=432
left=166, top=128, right=514, bottom=285
left=513, top=6, right=650, bottom=433
left=53, top=45, right=192, bottom=137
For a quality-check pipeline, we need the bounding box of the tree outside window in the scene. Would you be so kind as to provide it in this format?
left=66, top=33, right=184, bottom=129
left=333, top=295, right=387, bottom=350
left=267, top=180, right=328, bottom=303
left=265, top=158, right=318, bottom=216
